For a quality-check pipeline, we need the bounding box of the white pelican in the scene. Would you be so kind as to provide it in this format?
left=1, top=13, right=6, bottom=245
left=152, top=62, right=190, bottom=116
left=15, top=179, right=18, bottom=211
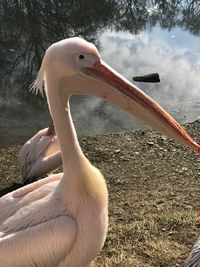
left=18, top=74, right=160, bottom=185
left=1, top=37, right=200, bottom=267
left=19, top=121, right=62, bottom=184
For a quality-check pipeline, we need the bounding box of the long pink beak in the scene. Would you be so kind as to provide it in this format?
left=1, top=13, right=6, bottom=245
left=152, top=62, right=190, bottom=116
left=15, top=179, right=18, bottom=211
left=81, top=60, right=200, bottom=153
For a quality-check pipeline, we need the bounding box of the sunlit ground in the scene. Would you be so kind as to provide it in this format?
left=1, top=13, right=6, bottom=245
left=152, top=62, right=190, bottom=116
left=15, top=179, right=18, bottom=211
left=1, top=121, right=200, bottom=266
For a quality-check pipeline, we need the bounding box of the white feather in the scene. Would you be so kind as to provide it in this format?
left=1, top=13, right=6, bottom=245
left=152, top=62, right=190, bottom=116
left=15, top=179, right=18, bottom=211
left=29, top=52, right=47, bottom=96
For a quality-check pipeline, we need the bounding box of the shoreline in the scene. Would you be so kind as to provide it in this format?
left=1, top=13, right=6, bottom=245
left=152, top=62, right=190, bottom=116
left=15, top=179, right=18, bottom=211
left=0, top=119, right=199, bottom=148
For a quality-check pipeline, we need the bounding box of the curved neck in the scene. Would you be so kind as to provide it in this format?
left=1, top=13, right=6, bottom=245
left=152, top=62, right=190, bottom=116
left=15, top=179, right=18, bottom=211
left=45, top=71, right=84, bottom=175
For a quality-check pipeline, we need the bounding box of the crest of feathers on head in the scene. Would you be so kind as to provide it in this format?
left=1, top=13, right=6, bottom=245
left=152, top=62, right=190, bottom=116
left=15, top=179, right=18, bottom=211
left=29, top=54, right=47, bottom=97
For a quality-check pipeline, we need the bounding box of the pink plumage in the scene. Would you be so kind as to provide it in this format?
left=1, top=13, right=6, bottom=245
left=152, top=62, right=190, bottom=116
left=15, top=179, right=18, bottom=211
left=19, top=122, right=62, bottom=184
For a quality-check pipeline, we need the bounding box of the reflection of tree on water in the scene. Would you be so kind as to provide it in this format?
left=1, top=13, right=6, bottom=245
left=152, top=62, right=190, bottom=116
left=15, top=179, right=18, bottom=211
left=0, top=0, right=199, bottom=101
left=0, top=0, right=116, bottom=101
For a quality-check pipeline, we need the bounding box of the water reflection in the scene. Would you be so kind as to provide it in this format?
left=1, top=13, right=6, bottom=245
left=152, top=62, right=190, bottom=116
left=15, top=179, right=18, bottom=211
left=100, top=27, right=200, bottom=121
left=0, top=0, right=200, bottom=145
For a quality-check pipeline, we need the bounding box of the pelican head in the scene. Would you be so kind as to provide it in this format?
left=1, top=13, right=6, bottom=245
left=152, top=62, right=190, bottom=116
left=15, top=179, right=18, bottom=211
left=32, top=37, right=200, bottom=153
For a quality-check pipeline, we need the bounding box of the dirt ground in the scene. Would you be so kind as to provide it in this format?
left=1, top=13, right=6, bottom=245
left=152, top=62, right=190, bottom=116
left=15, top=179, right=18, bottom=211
left=0, top=120, right=200, bottom=266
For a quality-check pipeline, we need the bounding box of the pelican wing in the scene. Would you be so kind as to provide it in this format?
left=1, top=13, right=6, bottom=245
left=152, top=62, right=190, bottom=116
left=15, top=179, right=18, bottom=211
left=19, top=128, right=62, bottom=184
left=27, top=151, right=62, bottom=182
left=0, top=174, right=62, bottom=224
left=12, top=173, right=62, bottom=198
left=18, top=128, right=49, bottom=164
left=0, top=216, right=76, bottom=267
left=19, top=128, right=51, bottom=182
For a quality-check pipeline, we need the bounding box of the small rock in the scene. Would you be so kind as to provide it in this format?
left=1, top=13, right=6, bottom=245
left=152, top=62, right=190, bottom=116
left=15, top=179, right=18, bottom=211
left=179, top=167, right=188, bottom=173
left=160, top=136, right=167, bottom=141
left=114, top=149, right=121, bottom=154
left=116, top=179, right=124, bottom=185
left=147, top=141, right=154, bottom=146
left=156, top=200, right=164, bottom=205
left=122, top=157, right=129, bottom=162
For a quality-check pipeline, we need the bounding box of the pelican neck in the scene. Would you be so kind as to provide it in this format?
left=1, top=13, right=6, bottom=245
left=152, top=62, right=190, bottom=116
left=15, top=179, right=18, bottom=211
left=45, top=72, right=84, bottom=175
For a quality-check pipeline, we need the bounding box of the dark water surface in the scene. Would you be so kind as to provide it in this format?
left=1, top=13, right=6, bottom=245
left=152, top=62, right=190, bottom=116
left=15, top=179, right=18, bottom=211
left=1, top=1, right=200, bottom=146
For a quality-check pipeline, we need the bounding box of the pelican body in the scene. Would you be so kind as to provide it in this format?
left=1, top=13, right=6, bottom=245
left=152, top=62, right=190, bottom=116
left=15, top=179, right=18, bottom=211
left=0, top=37, right=200, bottom=267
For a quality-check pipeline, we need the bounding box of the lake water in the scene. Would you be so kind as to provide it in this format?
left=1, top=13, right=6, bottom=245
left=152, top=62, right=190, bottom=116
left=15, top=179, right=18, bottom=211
left=1, top=1, right=200, bottom=146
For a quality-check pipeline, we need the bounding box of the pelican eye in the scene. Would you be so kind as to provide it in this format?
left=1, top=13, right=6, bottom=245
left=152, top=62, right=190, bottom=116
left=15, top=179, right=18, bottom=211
left=79, top=54, right=85, bottom=60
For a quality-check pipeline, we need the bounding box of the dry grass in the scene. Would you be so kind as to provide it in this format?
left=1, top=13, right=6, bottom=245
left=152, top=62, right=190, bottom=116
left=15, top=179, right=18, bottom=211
left=0, top=121, right=200, bottom=266
left=90, top=209, right=199, bottom=267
